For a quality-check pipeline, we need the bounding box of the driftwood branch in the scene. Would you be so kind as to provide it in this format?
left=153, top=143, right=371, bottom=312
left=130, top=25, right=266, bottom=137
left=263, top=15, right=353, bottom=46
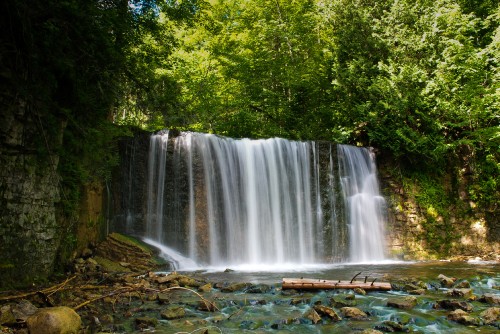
left=0, top=276, right=77, bottom=302
left=350, top=272, right=362, bottom=284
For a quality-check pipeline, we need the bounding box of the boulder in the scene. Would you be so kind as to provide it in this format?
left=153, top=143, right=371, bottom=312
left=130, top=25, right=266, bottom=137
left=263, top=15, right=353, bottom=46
left=387, top=296, right=417, bottom=309
left=479, top=293, right=500, bottom=305
left=433, top=300, right=473, bottom=312
left=340, top=307, right=368, bottom=319
left=161, top=306, right=186, bottom=320
left=26, top=306, right=81, bottom=334
left=480, top=307, right=500, bottom=325
left=313, top=305, right=342, bottom=321
left=447, top=309, right=479, bottom=326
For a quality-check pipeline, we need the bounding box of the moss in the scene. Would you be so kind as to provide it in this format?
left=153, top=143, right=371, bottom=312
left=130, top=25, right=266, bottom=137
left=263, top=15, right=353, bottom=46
left=109, top=233, right=153, bottom=255
left=403, top=172, right=460, bottom=258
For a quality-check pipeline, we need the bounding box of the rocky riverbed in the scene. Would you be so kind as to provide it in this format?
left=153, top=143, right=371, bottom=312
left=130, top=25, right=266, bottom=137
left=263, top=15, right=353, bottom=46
left=1, top=234, right=499, bottom=334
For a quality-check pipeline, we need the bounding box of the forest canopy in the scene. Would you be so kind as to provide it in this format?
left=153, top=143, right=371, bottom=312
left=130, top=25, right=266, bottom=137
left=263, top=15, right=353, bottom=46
left=2, top=0, right=499, bottom=208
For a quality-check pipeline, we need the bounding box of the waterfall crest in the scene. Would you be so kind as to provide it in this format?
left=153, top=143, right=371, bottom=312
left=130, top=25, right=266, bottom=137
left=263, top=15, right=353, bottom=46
left=134, top=132, right=387, bottom=268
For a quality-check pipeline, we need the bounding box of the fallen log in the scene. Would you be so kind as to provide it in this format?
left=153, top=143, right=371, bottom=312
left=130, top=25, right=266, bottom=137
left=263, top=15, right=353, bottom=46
left=282, top=278, right=391, bottom=291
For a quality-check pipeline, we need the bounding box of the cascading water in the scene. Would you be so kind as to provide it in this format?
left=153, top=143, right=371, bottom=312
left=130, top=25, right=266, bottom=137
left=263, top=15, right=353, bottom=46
left=338, top=145, right=387, bottom=262
left=140, top=131, right=387, bottom=268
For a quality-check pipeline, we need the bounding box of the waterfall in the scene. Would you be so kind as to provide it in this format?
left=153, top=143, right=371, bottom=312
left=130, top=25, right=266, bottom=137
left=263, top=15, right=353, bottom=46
left=140, top=132, right=386, bottom=268
left=338, top=144, right=387, bottom=262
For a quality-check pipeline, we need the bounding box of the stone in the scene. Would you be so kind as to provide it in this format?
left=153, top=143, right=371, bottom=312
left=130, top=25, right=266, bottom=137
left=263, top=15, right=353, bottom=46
left=331, top=296, right=356, bottom=308
left=446, top=288, right=473, bottom=299
left=354, top=288, right=366, bottom=295
left=408, top=289, right=426, bottom=295
left=0, top=305, right=16, bottom=325
left=479, top=307, right=500, bottom=325
left=438, top=274, right=456, bottom=288
left=387, top=296, right=417, bottom=309
left=377, top=320, right=407, bottom=332
left=26, top=306, right=81, bottom=334
left=453, top=280, right=471, bottom=289
left=291, top=297, right=310, bottom=305
left=197, top=301, right=217, bottom=312
left=447, top=309, right=479, bottom=326
left=246, top=284, right=271, bottom=293
left=198, top=283, right=212, bottom=293
left=433, top=300, right=473, bottom=312
left=220, top=282, right=251, bottom=292
left=479, top=293, right=500, bottom=305
left=340, top=307, right=368, bottom=319
left=158, top=293, right=170, bottom=304
left=303, top=308, right=321, bottom=324
left=178, top=276, right=201, bottom=288
left=11, top=300, right=38, bottom=321
left=361, top=330, right=384, bottom=334
left=313, top=305, right=342, bottom=321
left=161, top=306, right=186, bottom=320
left=135, top=316, right=158, bottom=329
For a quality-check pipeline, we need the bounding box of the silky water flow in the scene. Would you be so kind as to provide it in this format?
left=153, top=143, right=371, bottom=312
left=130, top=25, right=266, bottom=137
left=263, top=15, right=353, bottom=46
left=141, top=131, right=387, bottom=269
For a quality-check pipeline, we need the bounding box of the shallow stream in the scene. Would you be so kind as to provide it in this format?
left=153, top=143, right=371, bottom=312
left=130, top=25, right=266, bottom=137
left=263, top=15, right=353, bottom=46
left=118, top=261, right=499, bottom=333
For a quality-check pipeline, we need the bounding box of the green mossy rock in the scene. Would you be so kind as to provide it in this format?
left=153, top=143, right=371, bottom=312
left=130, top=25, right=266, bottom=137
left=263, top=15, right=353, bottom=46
left=26, top=306, right=81, bottom=334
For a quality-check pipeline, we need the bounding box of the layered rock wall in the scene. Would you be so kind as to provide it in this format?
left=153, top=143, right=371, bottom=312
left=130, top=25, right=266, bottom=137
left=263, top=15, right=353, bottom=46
left=0, top=102, right=62, bottom=285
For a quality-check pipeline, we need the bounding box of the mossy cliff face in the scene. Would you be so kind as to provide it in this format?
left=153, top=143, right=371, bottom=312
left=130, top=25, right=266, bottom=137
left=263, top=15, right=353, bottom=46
left=0, top=103, right=63, bottom=287
left=378, top=150, right=499, bottom=261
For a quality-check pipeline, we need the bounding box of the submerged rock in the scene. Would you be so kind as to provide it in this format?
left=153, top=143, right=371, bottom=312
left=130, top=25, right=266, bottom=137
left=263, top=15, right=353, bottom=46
left=26, top=306, right=81, bottom=334
left=161, top=306, right=186, bottom=320
left=480, top=307, right=500, bottom=325
left=433, top=299, right=473, bottom=312
left=198, top=283, right=212, bottom=293
left=221, top=282, right=252, bottom=292
left=479, top=293, right=500, bottom=305
left=331, top=296, right=356, bottom=308
left=446, top=288, right=473, bottom=299
left=340, top=307, right=368, bottom=319
left=447, top=309, right=479, bottom=326
left=387, top=296, right=417, bottom=310
left=135, top=316, right=158, bottom=329
left=453, top=280, right=471, bottom=289
left=304, top=308, right=322, bottom=324
left=375, top=320, right=408, bottom=332
left=313, top=305, right=342, bottom=321
left=246, top=283, right=271, bottom=293
left=361, top=330, right=384, bottom=334
left=438, top=274, right=456, bottom=288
